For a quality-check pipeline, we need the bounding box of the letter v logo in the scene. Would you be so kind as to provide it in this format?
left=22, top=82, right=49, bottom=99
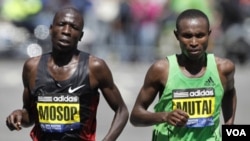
left=68, top=85, right=85, bottom=93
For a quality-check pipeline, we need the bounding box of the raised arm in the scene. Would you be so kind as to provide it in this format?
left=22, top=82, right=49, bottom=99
left=130, top=60, right=166, bottom=126
left=130, top=59, right=189, bottom=127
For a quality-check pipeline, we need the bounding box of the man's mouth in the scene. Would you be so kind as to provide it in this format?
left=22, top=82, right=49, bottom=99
left=58, top=39, right=70, bottom=46
left=189, top=49, right=200, bottom=55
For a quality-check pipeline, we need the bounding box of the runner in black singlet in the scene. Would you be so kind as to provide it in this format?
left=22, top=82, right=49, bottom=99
left=6, top=6, right=129, bottom=141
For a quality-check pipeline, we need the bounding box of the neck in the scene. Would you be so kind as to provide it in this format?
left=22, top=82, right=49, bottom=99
left=51, top=49, right=79, bottom=67
left=177, top=54, right=207, bottom=75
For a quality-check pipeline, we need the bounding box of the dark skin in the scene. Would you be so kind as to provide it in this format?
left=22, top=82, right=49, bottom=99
left=130, top=17, right=236, bottom=127
left=6, top=7, right=129, bottom=141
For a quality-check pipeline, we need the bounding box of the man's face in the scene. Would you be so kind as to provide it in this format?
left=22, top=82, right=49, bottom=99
left=50, top=9, right=83, bottom=52
left=174, top=17, right=211, bottom=60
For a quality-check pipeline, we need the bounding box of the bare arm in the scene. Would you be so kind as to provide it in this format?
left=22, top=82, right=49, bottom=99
left=130, top=59, right=189, bottom=127
left=218, top=57, right=237, bottom=125
left=89, top=56, right=129, bottom=141
left=222, top=87, right=236, bottom=125
left=6, top=57, right=39, bottom=130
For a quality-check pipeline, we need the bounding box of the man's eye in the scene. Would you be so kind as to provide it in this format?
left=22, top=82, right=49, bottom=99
left=196, top=33, right=205, bottom=38
left=58, top=22, right=64, bottom=26
left=183, top=34, right=192, bottom=38
left=72, top=25, right=79, bottom=30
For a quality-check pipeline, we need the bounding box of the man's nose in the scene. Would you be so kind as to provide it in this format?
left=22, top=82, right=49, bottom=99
left=190, top=37, right=198, bottom=46
left=62, top=25, right=71, bottom=34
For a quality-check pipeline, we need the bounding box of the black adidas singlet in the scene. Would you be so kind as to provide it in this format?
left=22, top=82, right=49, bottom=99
left=29, top=51, right=100, bottom=141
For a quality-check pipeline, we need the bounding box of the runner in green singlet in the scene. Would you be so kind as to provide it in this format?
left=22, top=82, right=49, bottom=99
left=130, top=9, right=237, bottom=141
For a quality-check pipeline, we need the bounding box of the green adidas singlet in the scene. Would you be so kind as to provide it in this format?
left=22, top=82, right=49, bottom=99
left=153, top=54, right=224, bottom=141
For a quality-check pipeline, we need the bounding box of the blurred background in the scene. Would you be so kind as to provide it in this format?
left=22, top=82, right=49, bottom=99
left=0, top=0, right=250, bottom=140
left=1, top=0, right=250, bottom=63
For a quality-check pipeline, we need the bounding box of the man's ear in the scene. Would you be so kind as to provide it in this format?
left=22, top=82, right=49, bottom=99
left=49, top=25, right=52, bottom=35
left=174, top=30, right=179, bottom=40
left=79, top=31, right=84, bottom=41
left=208, top=29, right=212, bottom=36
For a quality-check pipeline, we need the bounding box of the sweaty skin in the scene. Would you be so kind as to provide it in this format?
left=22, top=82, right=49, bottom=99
left=6, top=7, right=129, bottom=141
left=130, top=9, right=236, bottom=141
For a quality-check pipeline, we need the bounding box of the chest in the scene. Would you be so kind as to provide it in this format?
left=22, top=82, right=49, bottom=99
left=47, top=63, right=78, bottom=81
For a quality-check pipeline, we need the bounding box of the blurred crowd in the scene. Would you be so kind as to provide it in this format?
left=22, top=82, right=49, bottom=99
left=0, top=0, right=250, bottom=64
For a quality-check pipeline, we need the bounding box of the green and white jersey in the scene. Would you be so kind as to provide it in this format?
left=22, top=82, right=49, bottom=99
left=153, top=54, right=224, bottom=141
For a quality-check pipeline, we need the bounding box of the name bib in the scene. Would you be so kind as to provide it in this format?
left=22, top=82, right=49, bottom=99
left=36, top=93, right=80, bottom=132
left=172, top=88, right=215, bottom=127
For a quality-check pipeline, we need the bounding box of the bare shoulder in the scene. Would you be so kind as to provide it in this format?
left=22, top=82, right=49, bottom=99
left=88, top=55, right=109, bottom=72
left=22, top=56, right=41, bottom=87
left=23, top=56, right=41, bottom=72
left=146, top=58, right=169, bottom=83
left=88, top=55, right=113, bottom=88
left=215, top=56, right=235, bottom=75
left=149, top=58, right=169, bottom=73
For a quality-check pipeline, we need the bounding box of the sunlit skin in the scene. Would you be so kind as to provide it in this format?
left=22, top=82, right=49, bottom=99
left=130, top=9, right=236, bottom=133
left=50, top=10, right=83, bottom=53
left=174, top=17, right=211, bottom=75
left=6, top=7, right=129, bottom=141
